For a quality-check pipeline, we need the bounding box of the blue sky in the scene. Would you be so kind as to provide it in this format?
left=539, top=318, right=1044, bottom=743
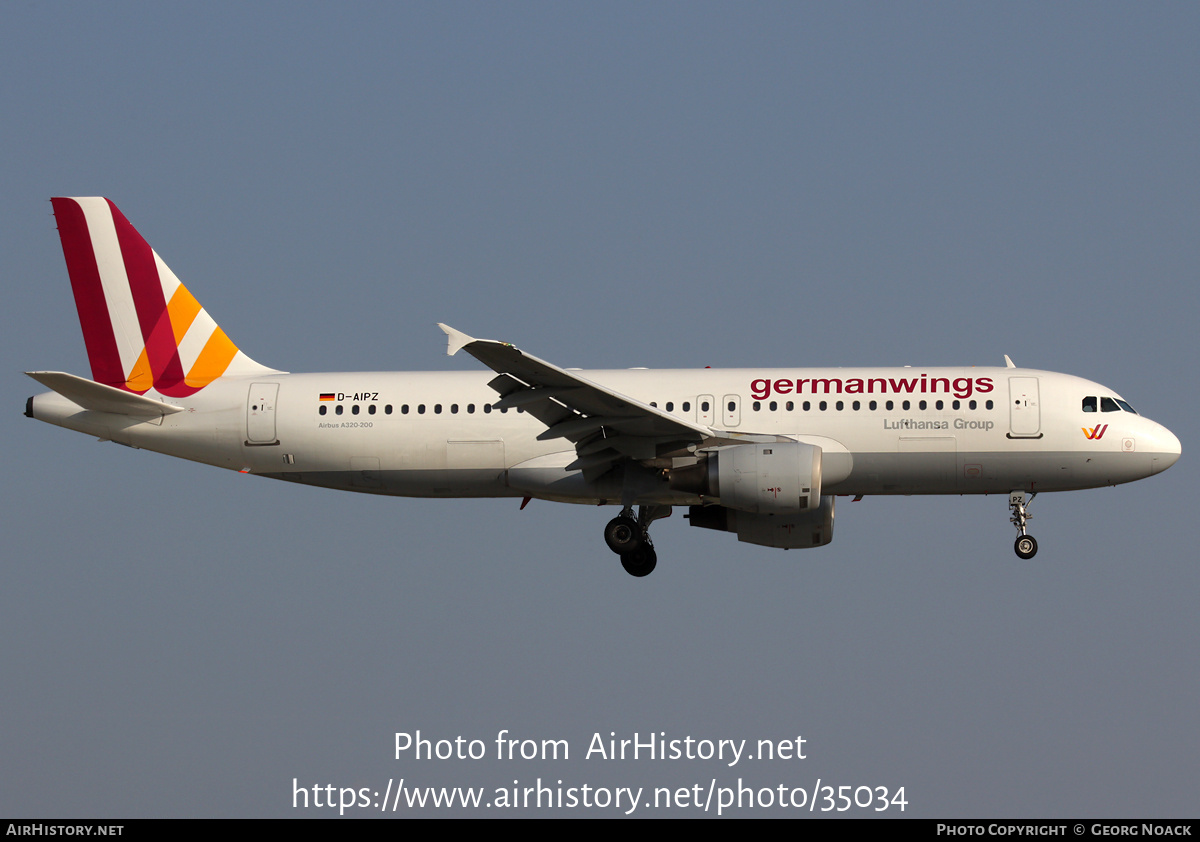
left=3, top=2, right=1196, bottom=817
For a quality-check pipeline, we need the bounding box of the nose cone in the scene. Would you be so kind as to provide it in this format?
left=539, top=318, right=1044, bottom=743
left=1150, top=425, right=1182, bottom=475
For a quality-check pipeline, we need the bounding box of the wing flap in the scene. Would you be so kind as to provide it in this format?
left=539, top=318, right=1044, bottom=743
left=494, top=386, right=582, bottom=410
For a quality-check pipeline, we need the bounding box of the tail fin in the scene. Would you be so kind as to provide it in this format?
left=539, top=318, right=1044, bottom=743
left=50, top=197, right=276, bottom=398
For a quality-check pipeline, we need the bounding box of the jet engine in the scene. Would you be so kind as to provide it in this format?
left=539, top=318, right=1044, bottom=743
left=669, top=442, right=822, bottom=514
left=669, top=442, right=833, bottom=549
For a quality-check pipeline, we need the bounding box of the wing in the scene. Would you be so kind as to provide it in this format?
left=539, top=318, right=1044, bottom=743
left=438, top=325, right=789, bottom=480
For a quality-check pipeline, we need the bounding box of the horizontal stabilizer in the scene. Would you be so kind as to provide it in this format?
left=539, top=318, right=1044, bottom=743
left=26, top=371, right=183, bottom=418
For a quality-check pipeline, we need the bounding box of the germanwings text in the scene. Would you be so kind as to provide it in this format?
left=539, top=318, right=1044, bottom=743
left=750, top=376, right=994, bottom=401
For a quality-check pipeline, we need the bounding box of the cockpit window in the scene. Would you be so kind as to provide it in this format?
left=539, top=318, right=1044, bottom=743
left=1087, top=394, right=1138, bottom=414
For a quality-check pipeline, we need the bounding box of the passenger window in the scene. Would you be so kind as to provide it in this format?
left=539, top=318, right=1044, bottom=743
left=682, top=401, right=691, bottom=412
left=319, top=405, right=327, bottom=416
left=352, top=405, right=360, bottom=415
left=335, top=405, right=344, bottom=416
left=1082, top=396, right=1097, bottom=413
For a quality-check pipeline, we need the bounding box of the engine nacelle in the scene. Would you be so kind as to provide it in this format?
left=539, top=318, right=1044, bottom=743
left=687, top=496, right=835, bottom=549
left=669, top=442, right=822, bottom=514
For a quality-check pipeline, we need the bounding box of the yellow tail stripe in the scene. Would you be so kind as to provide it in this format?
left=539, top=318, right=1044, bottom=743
left=184, top=327, right=239, bottom=387
left=167, top=284, right=204, bottom=346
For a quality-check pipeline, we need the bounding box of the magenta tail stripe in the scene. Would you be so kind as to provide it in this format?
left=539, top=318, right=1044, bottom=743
left=107, top=200, right=187, bottom=390
left=51, top=199, right=127, bottom=388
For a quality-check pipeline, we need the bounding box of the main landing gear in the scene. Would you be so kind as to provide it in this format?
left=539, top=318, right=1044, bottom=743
left=604, top=505, right=671, bottom=577
left=1009, top=490, right=1038, bottom=559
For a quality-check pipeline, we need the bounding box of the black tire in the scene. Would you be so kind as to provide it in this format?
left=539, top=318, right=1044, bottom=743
left=620, top=545, right=657, bottom=577
left=604, top=515, right=642, bottom=555
left=1014, top=535, right=1038, bottom=560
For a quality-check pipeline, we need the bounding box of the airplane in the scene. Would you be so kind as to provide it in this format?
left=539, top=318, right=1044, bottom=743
left=26, top=198, right=1182, bottom=576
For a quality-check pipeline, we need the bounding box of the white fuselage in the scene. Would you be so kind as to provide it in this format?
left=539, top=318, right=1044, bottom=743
left=29, top=365, right=1182, bottom=505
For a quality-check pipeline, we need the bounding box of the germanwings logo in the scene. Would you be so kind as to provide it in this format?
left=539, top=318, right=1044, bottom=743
left=51, top=198, right=271, bottom=397
left=1082, top=424, right=1109, bottom=440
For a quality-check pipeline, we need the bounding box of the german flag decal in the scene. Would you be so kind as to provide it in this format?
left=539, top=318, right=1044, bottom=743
left=319, top=393, right=336, bottom=401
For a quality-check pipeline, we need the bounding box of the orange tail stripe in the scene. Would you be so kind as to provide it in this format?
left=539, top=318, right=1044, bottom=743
left=167, top=284, right=204, bottom=346
left=126, top=348, right=154, bottom=393
left=184, top=327, right=239, bottom=387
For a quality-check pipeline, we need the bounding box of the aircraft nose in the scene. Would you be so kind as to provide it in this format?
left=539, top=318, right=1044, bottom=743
left=1150, top=425, right=1182, bottom=475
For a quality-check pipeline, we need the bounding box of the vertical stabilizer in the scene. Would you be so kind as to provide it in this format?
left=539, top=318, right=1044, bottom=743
left=50, top=197, right=276, bottom=397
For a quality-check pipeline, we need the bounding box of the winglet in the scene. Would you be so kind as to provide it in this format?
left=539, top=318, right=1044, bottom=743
left=1004, top=355, right=1016, bottom=368
left=438, top=323, right=475, bottom=357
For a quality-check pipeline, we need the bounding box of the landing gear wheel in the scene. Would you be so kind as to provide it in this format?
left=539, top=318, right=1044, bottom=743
left=604, top=515, right=643, bottom=555
left=1008, top=491, right=1039, bottom=560
left=620, top=544, right=657, bottom=577
left=1014, top=535, right=1038, bottom=560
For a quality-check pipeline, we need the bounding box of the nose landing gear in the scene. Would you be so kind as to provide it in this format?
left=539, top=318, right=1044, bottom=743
left=1009, top=491, right=1038, bottom=559
left=604, top=505, right=671, bottom=576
